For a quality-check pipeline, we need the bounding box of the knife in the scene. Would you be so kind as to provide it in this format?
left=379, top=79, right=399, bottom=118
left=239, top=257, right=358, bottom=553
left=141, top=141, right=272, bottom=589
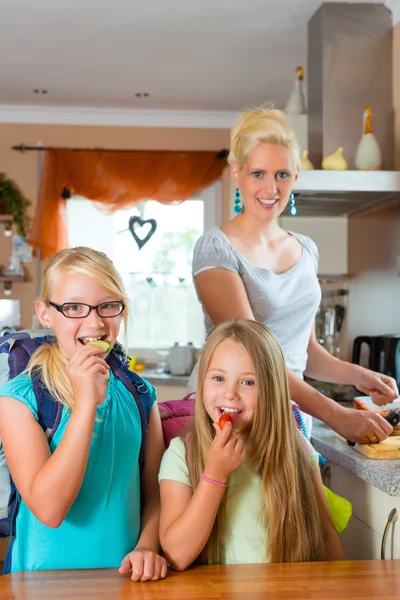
left=347, top=410, right=400, bottom=447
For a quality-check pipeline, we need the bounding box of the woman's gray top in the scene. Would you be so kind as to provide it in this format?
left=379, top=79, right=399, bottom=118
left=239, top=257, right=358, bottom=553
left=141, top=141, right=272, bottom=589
left=192, top=226, right=322, bottom=382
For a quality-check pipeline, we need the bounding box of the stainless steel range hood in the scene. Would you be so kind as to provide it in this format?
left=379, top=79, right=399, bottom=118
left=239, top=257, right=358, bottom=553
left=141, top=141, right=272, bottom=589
left=284, top=171, right=400, bottom=217
left=285, top=3, right=400, bottom=218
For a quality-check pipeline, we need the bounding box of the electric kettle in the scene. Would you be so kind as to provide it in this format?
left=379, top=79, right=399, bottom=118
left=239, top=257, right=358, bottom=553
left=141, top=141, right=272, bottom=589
left=352, top=334, right=400, bottom=387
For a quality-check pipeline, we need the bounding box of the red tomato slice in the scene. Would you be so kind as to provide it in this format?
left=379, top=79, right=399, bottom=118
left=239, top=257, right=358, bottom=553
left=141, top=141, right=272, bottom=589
left=218, top=413, right=233, bottom=429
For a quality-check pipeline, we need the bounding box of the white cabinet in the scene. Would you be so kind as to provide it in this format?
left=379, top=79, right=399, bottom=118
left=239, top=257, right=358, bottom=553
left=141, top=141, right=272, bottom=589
left=322, top=461, right=400, bottom=560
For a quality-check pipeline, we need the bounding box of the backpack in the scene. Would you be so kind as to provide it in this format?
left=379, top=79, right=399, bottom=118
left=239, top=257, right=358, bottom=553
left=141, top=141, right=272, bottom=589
left=0, top=330, right=153, bottom=545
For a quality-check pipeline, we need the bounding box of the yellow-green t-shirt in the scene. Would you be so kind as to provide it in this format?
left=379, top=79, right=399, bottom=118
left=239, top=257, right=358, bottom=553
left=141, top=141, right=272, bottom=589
left=159, top=436, right=319, bottom=564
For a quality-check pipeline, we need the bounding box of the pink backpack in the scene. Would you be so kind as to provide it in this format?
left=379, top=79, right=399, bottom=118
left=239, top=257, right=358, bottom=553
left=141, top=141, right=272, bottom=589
left=158, top=393, right=307, bottom=448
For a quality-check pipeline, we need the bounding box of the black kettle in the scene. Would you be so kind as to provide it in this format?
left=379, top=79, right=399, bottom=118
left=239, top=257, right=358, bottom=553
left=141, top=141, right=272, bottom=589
left=352, top=335, right=400, bottom=387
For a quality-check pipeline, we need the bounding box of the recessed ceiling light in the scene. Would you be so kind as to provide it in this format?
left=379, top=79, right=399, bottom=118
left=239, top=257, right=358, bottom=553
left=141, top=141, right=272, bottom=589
left=32, top=89, right=48, bottom=95
left=134, top=92, right=150, bottom=98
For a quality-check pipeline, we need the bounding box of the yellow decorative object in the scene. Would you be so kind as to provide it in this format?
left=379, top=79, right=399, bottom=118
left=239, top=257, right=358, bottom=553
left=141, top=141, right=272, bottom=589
left=322, top=147, right=348, bottom=170
left=284, top=66, right=306, bottom=115
left=355, top=105, right=382, bottom=170
left=300, top=150, right=314, bottom=170
left=128, top=356, right=137, bottom=372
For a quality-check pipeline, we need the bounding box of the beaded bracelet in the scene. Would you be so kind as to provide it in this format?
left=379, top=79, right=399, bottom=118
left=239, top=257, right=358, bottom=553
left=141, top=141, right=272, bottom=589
left=201, top=474, right=228, bottom=488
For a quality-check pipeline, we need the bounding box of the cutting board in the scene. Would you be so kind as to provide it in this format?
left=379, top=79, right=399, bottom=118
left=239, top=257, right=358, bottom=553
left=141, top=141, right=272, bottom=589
left=338, top=434, right=400, bottom=459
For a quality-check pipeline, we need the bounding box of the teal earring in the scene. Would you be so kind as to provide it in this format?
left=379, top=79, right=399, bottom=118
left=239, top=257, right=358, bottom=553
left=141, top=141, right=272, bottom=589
left=234, top=188, right=242, bottom=213
left=289, top=192, right=297, bottom=216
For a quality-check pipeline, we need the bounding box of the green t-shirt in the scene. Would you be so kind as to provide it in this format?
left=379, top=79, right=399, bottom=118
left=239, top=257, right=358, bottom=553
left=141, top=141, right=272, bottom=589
left=159, top=436, right=319, bottom=564
left=0, top=371, right=156, bottom=572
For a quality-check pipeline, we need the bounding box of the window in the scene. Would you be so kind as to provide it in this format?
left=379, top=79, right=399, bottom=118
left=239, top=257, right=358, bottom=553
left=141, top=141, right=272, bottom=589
left=66, top=183, right=220, bottom=355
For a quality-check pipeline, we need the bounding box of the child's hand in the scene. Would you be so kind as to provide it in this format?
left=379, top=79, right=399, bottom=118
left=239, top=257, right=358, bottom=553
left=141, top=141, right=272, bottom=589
left=66, top=344, right=110, bottom=408
left=118, top=547, right=168, bottom=582
left=204, top=422, right=246, bottom=483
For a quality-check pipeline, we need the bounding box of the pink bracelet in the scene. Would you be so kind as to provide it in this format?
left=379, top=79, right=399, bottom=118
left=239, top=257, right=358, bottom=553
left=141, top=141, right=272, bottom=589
left=201, top=474, right=228, bottom=488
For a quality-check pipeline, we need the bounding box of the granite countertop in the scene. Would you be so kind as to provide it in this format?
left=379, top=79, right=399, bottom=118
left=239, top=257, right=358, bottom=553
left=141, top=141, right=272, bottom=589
left=311, top=419, right=400, bottom=497
left=141, top=369, right=189, bottom=387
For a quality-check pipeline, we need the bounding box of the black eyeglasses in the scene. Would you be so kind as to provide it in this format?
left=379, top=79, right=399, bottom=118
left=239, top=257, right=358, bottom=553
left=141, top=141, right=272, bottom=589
left=47, top=300, right=125, bottom=319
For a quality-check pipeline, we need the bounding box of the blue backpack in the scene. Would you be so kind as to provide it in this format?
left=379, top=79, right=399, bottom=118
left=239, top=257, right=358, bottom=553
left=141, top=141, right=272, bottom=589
left=0, top=330, right=153, bottom=546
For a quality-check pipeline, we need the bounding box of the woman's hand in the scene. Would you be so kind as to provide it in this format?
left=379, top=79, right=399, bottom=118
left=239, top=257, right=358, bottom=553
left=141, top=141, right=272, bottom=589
left=204, top=422, right=246, bottom=483
left=333, top=405, right=393, bottom=444
left=66, top=344, right=110, bottom=408
left=119, top=548, right=167, bottom=582
left=354, top=367, right=399, bottom=406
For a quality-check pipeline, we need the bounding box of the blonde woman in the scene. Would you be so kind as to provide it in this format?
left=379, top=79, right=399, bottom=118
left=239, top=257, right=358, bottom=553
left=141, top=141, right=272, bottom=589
left=0, top=247, right=167, bottom=579
left=190, top=106, right=397, bottom=443
left=159, top=320, right=343, bottom=568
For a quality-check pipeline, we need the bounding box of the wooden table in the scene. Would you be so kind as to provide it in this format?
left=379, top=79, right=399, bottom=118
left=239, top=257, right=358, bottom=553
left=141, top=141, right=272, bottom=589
left=1, top=560, right=400, bottom=599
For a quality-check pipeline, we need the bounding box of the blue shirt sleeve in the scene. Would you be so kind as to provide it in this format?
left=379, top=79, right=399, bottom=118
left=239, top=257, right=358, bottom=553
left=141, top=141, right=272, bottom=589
left=140, top=377, right=157, bottom=407
left=0, top=373, right=39, bottom=421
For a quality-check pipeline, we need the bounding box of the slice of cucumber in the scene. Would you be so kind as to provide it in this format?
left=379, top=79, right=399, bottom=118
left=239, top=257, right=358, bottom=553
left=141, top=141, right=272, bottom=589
left=87, top=340, right=111, bottom=353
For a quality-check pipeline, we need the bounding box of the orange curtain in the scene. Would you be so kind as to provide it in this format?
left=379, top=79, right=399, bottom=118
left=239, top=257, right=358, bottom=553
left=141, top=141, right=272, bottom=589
left=29, top=148, right=228, bottom=258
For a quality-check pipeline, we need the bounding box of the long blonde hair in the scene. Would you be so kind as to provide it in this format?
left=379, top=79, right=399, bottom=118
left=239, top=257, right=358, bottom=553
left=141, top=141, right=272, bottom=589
left=28, top=247, right=129, bottom=411
left=186, top=319, right=324, bottom=564
left=228, top=106, right=300, bottom=171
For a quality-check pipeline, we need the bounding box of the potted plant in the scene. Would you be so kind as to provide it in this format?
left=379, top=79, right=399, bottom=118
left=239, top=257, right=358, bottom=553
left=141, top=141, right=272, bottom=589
left=0, top=173, right=31, bottom=237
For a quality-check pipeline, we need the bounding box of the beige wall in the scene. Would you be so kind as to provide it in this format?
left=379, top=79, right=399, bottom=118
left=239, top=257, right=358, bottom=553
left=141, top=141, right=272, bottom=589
left=0, top=123, right=230, bottom=328
left=347, top=199, right=400, bottom=354
left=395, top=22, right=400, bottom=170
left=345, top=21, right=400, bottom=357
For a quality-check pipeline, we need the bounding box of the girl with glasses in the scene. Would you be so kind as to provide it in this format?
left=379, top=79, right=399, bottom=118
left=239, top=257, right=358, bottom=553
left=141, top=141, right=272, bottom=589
left=0, top=247, right=167, bottom=580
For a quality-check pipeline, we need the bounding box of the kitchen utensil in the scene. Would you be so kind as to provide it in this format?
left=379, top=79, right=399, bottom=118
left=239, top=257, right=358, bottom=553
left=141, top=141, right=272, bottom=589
left=352, top=335, right=400, bottom=386
left=156, top=350, right=169, bottom=374
left=168, top=342, right=195, bottom=376
left=349, top=436, right=400, bottom=459
left=346, top=410, right=400, bottom=447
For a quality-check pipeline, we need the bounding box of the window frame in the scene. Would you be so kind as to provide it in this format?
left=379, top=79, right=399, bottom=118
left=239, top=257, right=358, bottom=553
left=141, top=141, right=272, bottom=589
left=121, top=180, right=221, bottom=361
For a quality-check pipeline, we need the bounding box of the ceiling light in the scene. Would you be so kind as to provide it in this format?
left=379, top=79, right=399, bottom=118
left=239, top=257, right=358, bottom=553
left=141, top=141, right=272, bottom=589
left=32, top=89, right=48, bottom=95
left=3, top=221, right=12, bottom=237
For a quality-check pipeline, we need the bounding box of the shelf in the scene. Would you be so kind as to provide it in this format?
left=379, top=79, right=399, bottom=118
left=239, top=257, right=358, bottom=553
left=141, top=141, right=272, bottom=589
left=286, top=170, right=400, bottom=217
left=0, top=215, right=13, bottom=222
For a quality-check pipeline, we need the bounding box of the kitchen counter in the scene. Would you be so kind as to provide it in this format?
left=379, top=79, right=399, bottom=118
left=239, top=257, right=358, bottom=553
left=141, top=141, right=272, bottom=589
left=311, top=419, right=400, bottom=497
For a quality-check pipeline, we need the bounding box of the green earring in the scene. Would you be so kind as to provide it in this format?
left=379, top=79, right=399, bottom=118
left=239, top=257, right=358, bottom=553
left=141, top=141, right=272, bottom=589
left=234, top=188, right=242, bottom=213
left=289, top=192, right=297, bottom=216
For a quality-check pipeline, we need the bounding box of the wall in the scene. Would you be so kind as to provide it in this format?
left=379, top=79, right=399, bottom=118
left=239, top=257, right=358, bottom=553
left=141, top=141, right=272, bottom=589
left=395, top=20, right=400, bottom=170
left=345, top=21, right=400, bottom=357
left=0, top=123, right=230, bottom=328
left=280, top=216, right=347, bottom=275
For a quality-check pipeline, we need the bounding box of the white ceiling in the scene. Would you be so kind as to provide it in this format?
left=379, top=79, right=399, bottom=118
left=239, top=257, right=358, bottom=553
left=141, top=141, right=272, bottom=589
left=0, top=0, right=397, bottom=116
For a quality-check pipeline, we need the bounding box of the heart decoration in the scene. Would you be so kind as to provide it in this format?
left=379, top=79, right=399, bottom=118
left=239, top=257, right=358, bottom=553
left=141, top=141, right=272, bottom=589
left=128, top=216, right=157, bottom=250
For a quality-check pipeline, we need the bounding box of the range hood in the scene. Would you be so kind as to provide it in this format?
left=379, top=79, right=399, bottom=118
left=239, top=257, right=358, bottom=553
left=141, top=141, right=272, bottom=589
left=284, top=3, right=400, bottom=218
left=285, top=170, right=400, bottom=217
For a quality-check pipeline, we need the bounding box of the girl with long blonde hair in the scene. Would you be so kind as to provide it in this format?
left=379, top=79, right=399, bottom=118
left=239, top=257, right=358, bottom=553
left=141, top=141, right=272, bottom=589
left=0, top=247, right=167, bottom=580
left=159, top=319, right=343, bottom=568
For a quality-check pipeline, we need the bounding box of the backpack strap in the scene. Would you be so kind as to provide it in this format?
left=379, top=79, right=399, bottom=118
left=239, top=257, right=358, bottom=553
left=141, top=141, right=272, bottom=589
left=107, top=350, right=152, bottom=471
left=2, top=334, right=63, bottom=443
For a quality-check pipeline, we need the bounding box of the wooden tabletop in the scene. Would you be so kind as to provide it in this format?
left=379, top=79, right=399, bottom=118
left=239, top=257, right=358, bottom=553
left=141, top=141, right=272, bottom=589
left=2, top=560, right=400, bottom=599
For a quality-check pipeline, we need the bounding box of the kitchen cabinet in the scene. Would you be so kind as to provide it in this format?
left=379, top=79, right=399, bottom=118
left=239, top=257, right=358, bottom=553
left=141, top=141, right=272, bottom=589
left=322, top=460, right=400, bottom=560
left=154, top=384, right=187, bottom=403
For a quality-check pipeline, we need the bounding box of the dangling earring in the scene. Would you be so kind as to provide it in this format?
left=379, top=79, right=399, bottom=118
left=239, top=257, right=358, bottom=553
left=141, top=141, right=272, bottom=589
left=234, top=188, right=242, bottom=214
left=289, top=192, right=297, bottom=216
